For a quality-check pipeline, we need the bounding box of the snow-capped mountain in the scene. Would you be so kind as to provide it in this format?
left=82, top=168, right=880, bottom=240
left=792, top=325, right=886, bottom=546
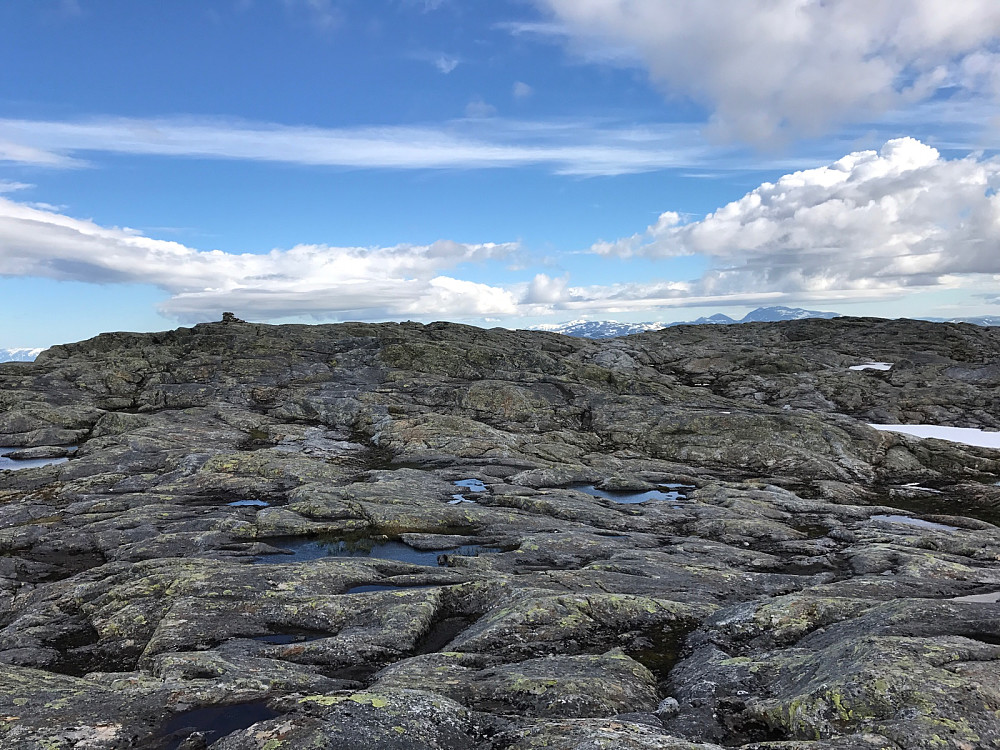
left=664, top=313, right=737, bottom=327
left=739, top=305, right=841, bottom=323
left=532, top=306, right=842, bottom=339
left=529, top=320, right=667, bottom=339
left=945, top=316, right=1000, bottom=327
left=0, top=348, right=44, bottom=363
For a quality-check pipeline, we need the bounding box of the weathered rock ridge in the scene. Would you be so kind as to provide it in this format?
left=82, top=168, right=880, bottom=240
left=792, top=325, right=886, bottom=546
left=0, top=316, right=998, bottom=749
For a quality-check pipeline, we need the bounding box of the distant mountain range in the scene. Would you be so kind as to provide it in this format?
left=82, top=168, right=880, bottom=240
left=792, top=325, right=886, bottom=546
left=531, top=306, right=842, bottom=339
left=531, top=306, right=1000, bottom=339
left=0, top=348, right=45, bottom=363
left=928, top=315, right=1000, bottom=327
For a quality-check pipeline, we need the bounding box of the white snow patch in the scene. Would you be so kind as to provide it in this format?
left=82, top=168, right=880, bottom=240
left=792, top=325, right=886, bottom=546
left=850, top=362, right=893, bottom=371
left=869, top=424, right=1000, bottom=449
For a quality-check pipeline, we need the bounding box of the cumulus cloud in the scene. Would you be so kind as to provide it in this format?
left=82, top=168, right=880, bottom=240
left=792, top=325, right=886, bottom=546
left=513, top=81, right=534, bottom=99
left=523, top=273, right=569, bottom=304
left=592, top=138, right=1000, bottom=300
left=535, top=0, right=1000, bottom=143
left=0, top=197, right=520, bottom=321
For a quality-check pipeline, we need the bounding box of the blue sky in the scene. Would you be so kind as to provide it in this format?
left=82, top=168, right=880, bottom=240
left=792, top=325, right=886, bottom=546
left=2, top=0, right=1000, bottom=347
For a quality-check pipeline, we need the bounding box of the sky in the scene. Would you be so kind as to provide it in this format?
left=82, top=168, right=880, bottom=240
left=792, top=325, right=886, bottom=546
left=2, top=0, right=1000, bottom=348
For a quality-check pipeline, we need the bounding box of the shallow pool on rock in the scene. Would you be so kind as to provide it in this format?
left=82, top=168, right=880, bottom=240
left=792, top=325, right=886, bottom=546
left=250, top=631, right=329, bottom=644
left=448, top=478, right=488, bottom=504
left=252, top=536, right=501, bottom=565
left=160, top=701, right=280, bottom=750
left=869, top=514, right=958, bottom=532
left=0, top=447, right=69, bottom=472
left=571, top=483, right=693, bottom=504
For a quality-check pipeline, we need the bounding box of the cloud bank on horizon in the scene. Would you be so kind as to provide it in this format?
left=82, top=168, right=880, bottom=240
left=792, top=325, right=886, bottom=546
left=1, top=138, right=997, bottom=321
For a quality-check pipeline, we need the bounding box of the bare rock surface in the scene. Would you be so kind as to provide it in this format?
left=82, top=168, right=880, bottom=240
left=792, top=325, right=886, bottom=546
left=0, top=317, right=998, bottom=748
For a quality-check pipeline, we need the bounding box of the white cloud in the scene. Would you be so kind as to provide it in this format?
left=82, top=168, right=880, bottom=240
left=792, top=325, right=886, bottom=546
left=434, top=55, right=459, bottom=74
left=591, top=138, right=1000, bottom=300
left=0, top=115, right=732, bottom=176
left=0, top=138, right=83, bottom=168
left=523, top=273, right=569, bottom=304
left=0, top=180, right=32, bottom=194
left=464, top=98, right=497, bottom=119
left=513, top=81, right=534, bottom=99
left=535, top=0, right=1000, bottom=143
left=0, top=197, right=519, bottom=322
left=282, top=0, right=340, bottom=29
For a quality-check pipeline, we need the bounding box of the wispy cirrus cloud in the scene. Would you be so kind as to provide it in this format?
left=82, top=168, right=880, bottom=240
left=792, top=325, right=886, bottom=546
left=1, top=102, right=994, bottom=180
left=0, top=180, right=33, bottom=194
left=0, top=115, right=725, bottom=176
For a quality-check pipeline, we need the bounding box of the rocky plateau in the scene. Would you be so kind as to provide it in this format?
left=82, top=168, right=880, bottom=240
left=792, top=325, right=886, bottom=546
left=1, top=316, right=999, bottom=749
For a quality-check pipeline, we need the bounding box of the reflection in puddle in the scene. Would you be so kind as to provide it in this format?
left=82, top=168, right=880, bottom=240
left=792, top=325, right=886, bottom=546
left=252, top=536, right=500, bottom=566
left=0, top=447, right=69, bottom=472
left=571, top=483, right=694, bottom=505
left=251, top=632, right=328, bottom=644
left=892, top=482, right=943, bottom=495
left=869, top=514, right=958, bottom=532
left=449, top=478, right=487, bottom=505
left=952, top=591, right=1000, bottom=603
left=850, top=362, right=893, bottom=371
left=869, top=424, right=1000, bottom=449
left=160, top=702, right=280, bottom=750
left=344, top=583, right=439, bottom=594
left=415, top=616, right=474, bottom=655
left=227, top=499, right=270, bottom=507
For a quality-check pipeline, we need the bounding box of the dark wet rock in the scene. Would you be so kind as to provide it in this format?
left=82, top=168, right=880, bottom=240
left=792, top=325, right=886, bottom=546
left=0, top=317, right=997, bottom=747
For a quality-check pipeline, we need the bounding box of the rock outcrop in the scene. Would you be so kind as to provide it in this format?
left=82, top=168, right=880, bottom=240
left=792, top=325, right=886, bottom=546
left=0, top=317, right=998, bottom=749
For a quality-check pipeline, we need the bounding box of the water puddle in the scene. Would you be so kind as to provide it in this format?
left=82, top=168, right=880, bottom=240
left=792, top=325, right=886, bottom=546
left=626, top=628, right=687, bottom=685
left=227, top=499, right=270, bottom=507
left=454, top=478, right=487, bottom=492
left=869, top=514, right=958, bottom=532
left=449, top=478, right=488, bottom=505
left=0, top=447, right=69, bottom=471
left=874, top=492, right=1000, bottom=528
left=160, top=701, right=280, bottom=750
left=850, top=362, right=893, bottom=371
left=868, top=424, right=1000, bottom=449
left=891, top=483, right=942, bottom=495
left=788, top=522, right=829, bottom=539
left=251, top=631, right=328, bottom=645
left=414, top=616, right=474, bottom=655
left=952, top=591, right=1000, bottom=604
left=571, top=483, right=694, bottom=505
left=344, top=582, right=439, bottom=594
left=252, top=535, right=500, bottom=566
